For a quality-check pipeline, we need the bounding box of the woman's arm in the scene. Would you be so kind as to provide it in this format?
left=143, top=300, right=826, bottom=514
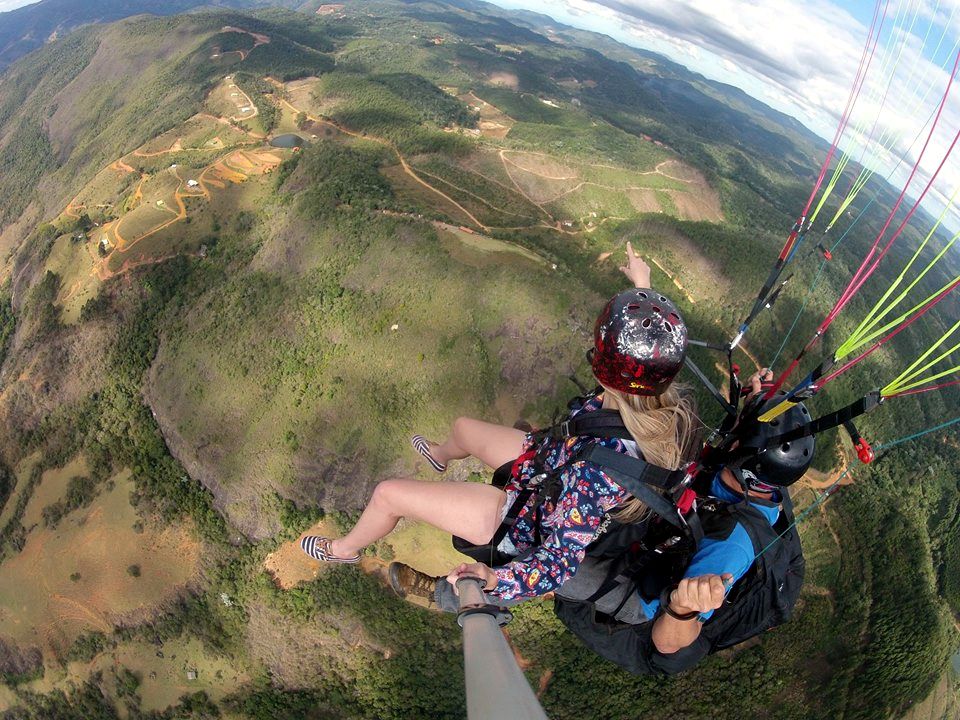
left=620, top=241, right=652, bottom=289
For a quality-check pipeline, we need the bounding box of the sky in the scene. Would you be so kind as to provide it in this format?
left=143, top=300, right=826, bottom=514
left=0, top=0, right=38, bottom=11
left=489, top=0, right=960, bottom=231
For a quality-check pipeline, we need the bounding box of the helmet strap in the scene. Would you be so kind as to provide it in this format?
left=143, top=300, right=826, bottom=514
left=731, top=466, right=778, bottom=495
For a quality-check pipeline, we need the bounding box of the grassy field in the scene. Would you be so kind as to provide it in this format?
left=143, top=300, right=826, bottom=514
left=0, top=466, right=201, bottom=659
left=0, top=454, right=41, bottom=530
left=436, top=223, right=549, bottom=268
left=20, top=455, right=89, bottom=530
left=0, top=635, right=252, bottom=716
left=145, top=197, right=600, bottom=537
left=43, top=234, right=101, bottom=324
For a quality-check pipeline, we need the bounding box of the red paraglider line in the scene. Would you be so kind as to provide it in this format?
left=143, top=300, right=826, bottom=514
left=778, top=0, right=889, bottom=262
left=885, top=378, right=960, bottom=398
left=765, top=47, right=960, bottom=400
left=818, top=276, right=960, bottom=387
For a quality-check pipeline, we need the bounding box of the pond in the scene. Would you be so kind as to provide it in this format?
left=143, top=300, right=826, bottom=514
left=269, top=133, right=304, bottom=149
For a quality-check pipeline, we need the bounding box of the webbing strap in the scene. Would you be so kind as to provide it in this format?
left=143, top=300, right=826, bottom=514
left=488, top=485, right=540, bottom=548
left=582, top=446, right=686, bottom=530
left=584, top=446, right=681, bottom=490
left=684, top=355, right=736, bottom=417
left=549, top=410, right=635, bottom=441
left=765, top=391, right=883, bottom=446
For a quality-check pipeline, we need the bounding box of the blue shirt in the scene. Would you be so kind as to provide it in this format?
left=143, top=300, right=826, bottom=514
left=639, top=474, right=781, bottom=621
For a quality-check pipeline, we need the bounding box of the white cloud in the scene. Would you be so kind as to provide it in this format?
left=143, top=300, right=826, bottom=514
left=0, top=0, right=41, bottom=11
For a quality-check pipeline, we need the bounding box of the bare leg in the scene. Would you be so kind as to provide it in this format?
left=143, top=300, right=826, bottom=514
left=430, top=417, right=527, bottom=469
left=330, top=479, right=507, bottom=557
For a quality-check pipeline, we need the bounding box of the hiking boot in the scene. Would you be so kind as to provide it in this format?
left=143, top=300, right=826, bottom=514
left=389, top=562, right=440, bottom=601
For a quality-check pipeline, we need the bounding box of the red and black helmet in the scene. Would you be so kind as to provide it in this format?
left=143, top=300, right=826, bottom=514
left=591, top=288, right=688, bottom=396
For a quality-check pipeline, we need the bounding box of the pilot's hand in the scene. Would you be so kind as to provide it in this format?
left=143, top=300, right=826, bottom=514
left=743, top=368, right=774, bottom=398
left=668, top=573, right=733, bottom=615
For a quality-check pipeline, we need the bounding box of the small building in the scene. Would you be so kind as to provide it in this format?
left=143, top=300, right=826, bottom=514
left=186, top=669, right=197, bottom=681
left=240, top=106, right=251, bottom=113
left=170, top=163, right=178, bottom=169
left=99, top=237, right=111, bottom=253
left=187, top=179, right=199, bottom=188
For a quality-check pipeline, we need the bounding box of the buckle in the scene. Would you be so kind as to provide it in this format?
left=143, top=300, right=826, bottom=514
left=558, top=420, right=571, bottom=437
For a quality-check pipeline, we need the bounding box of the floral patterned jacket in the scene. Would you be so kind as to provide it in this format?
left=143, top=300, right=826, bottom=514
left=491, top=395, right=639, bottom=601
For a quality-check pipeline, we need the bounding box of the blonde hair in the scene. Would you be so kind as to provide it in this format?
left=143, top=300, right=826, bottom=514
left=600, top=383, right=699, bottom=524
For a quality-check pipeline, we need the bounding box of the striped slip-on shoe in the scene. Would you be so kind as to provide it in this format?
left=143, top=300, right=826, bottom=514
left=299, top=536, right=361, bottom=564
left=411, top=435, right=446, bottom=473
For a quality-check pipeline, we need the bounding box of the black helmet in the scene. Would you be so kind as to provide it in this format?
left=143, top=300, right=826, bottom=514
left=733, top=393, right=814, bottom=487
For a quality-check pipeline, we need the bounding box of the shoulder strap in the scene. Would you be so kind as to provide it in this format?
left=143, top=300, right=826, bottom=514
left=550, top=409, right=635, bottom=441
left=581, top=445, right=687, bottom=531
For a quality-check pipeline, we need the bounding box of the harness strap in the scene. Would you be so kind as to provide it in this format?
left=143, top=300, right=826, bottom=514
left=764, top=390, right=883, bottom=446
left=487, top=484, right=540, bottom=549
left=583, top=445, right=682, bottom=490
left=582, top=446, right=687, bottom=530
left=546, top=409, right=635, bottom=441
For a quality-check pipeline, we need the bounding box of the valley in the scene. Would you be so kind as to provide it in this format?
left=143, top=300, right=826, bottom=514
left=0, top=2, right=956, bottom=719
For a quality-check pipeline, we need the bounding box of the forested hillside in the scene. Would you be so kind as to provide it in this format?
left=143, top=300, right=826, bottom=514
left=0, top=1, right=957, bottom=718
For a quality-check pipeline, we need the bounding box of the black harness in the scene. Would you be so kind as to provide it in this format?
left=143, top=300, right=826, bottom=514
left=451, top=405, right=700, bottom=566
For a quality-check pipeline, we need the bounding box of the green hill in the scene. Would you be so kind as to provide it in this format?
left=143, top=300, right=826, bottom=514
left=0, top=1, right=957, bottom=718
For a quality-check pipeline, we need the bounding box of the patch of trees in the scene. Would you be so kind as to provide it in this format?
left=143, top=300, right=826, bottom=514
left=316, top=72, right=473, bottom=156
left=117, top=594, right=230, bottom=655
left=0, top=289, right=12, bottom=370
left=222, top=686, right=323, bottom=720
left=265, top=566, right=464, bottom=720
left=0, top=464, right=42, bottom=561
left=253, top=9, right=335, bottom=53
left=231, top=73, right=279, bottom=133
left=0, top=119, right=56, bottom=226
left=23, top=271, right=62, bottom=340
left=0, top=461, right=13, bottom=523
left=373, top=73, right=478, bottom=127
left=41, top=475, right=100, bottom=528
left=211, top=31, right=254, bottom=55
left=240, top=38, right=334, bottom=82
left=65, top=632, right=111, bottom=663
left=275, top=494, right=323, bottom=540
left=88, top=259, right=228, bottom=544
left=3, top=679, right=117, bottom=720
left=294, top=140, right=395, bottom=217
left=821, top=488, right=955, bottom=719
